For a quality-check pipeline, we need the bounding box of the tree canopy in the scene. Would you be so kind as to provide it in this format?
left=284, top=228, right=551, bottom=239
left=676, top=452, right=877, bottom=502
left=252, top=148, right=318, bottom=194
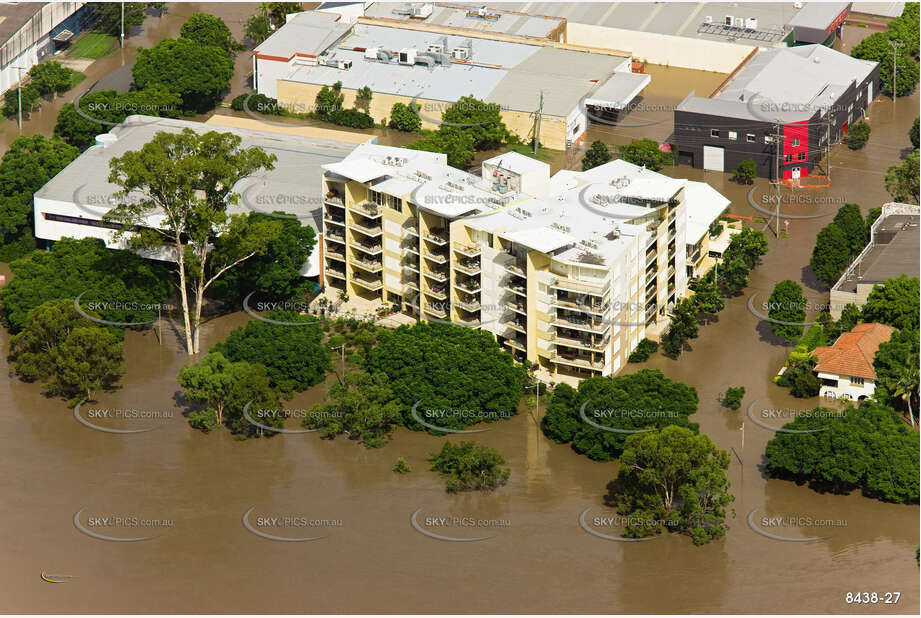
left=606, top=426, right=734, bottom=545
left=180, top=12, right=235, bottom=52
left=429, top=441, right=510, bottom=492
left=0, top=237, right=171, bottom=334
left=214, top=310, right=331, bottom=394
left=873, top=327, right=919, bottom=426
left=132, top=38, right=234, bottom=113
left=582, top=140, right=611, bottom=171
left=885, top=150, right=919, bottom=204
left=767, top=279, right=807, bottom=342
left=619, top=139, right=673, bottom=171
left=765, top=403, right=919, bottom=504
left=543, top=369, right=699, bottom=461
left=861, top=275, right=920, bottom=331
left=363, top=321, right=525, bottom=431
left=304, top=371, right=402, bottom=448
left=88, top=2, right=149, bottom=36
left=810, top=221, right=852, bottom=287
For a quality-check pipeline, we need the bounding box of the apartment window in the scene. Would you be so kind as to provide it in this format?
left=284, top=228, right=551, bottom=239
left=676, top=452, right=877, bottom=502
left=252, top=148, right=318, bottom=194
left=727, top=131, right=737, bottom=140
left=765, top=135, right=774, bottom=144
left=369, top=189, right=399, bottom=210
left=791, top=138, right=800, bottom=147
left=784, top=154, right=793, bottom=163
left=850, top=376, right=865, bottom=385
left=746, top=133, right=756, bottom=143
left=710, top=129, right=720, bottom=138
left=797, top=152, right=807, bottom=161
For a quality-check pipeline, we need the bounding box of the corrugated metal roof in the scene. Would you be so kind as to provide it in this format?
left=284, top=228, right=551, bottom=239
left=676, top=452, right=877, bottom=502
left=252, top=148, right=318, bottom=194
left=787, top=2, right=850, bottom=29
left=255, top=11, right=352, bottom=58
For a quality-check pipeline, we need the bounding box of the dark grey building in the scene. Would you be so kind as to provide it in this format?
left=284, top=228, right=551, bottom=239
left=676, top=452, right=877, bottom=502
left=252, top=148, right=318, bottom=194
left=673, top=44, right=879, bottom=180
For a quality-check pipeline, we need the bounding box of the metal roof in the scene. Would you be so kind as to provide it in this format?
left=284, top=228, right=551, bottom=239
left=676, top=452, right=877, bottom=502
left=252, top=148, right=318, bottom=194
left=584, top=71, right=652, bottom=110
left=364, top=2, right=566, bottom=40
left=787, top=2, right=850, bottom=29
left=254, top=11, right=352, bottom=58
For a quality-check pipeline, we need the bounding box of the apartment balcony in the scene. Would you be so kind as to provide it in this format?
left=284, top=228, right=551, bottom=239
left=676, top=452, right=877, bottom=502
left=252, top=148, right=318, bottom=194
left=352, top=274, right=383, bottom=291
left=504, top=338, right=527, bottom=353
left=455, top=280, right=481, bottom=294
left=549, top=277, right=607, bottom=298
left=455, top=299, right=481, bottom=313
left=403, top=278, right=419, bottom=291
left=423, top=269, right=448, bottom=283
left=424, top=303, right=448, bottom=318
left=403, top=240, right=420, bottom=255
left=324, top=213, right=346, bottom=227
left=502, top=279, right=527, bottom=297
left=455, top=258, right=481, bottom=276
left=403, top=225, right=419, bottom=238
left=551, top=352, right=604, bottom=371
left=326, top=230, right=345, bottom=244
left=552, top=332, right=608, bottom=352
left=324, top=193, right=344, bottom=206
left=423, top=250, right=448, bottom=265
left=505, top=300, right=526, bottom=315
left=551, top=314, right=610, bottom=335
left=354, top=241, right=383, bottom=256
left=453, top=242, right=481, bottom=258
left=324, top=267, right=346, bottom=280
left=502, top=318, right=527, bottom=335
left=349, top=221, right=383, bottom=237
left=426, top=285, right=448, bottom=301
left=550, top=296, right=608, bottom=316
left=325, top=248, right=346, bottom=261
left=667, top=264, right=676, bottom=278
left=350, top=200, right=382, bottom=219
left=350, top=257, right=383, bottom=273
left=503, top=259, right=526, bottom=277
left=424, top=231, right=448, bottom=246
left=454, top=316, right=480, bottom=327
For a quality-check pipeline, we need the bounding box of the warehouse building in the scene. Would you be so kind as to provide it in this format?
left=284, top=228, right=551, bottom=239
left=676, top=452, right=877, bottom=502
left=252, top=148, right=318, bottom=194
left=253, top=11, right=649, bottom=150
left=673, top=44, right=878, bottom=179
left=319, top=143, right=731, bottom=377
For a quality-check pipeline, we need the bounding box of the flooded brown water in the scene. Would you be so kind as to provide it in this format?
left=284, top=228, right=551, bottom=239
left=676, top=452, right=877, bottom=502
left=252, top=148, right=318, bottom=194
left=1, top=10, right=919, bottom=614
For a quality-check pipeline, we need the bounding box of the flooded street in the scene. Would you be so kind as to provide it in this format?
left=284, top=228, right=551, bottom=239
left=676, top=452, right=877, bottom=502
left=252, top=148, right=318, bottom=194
left=1, top=9, right=918, bottom=614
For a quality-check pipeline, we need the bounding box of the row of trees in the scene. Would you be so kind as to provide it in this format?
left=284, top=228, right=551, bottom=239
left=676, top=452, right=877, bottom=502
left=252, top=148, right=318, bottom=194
left=581, top=139, right=674, bottom=172
left=1, top=61, right=85, bottom=119
left=809, top=203, right=870, bottom=287
left=850, top=3, right=919, bottom=97
left=662, top=228, right=769, bottom=357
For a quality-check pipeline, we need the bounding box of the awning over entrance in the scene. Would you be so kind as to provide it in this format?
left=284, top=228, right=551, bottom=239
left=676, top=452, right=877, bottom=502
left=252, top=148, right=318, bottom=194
left=584, top=71, right=651, bottom=112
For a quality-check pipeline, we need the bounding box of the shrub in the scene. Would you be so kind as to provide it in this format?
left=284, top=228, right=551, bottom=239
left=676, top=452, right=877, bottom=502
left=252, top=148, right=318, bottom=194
left=847, top=120, right=871, bottom=149
left=628, top=338, right=659, bottom=363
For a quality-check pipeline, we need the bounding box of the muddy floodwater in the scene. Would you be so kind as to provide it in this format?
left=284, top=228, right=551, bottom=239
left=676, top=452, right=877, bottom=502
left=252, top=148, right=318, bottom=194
left=1, top=7, right=919, bottom=613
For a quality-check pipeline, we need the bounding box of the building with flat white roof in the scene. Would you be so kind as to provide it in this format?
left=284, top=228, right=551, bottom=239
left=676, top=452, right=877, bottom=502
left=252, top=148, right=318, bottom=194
left=319, top=143, right=730, bottom=377
left=254, top=12, right=649, bottom=149
left=33, top=116, right=368, bottom=277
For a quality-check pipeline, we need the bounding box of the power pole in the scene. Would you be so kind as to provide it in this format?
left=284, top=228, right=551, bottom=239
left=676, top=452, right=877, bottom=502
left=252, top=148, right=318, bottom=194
left=532, top=91, right=543, bottom=155
left=120, top=2, right=125, bottom=48
left=772, top=120, right=782, bottom=237
left=889, top=39, right=903, bottom=99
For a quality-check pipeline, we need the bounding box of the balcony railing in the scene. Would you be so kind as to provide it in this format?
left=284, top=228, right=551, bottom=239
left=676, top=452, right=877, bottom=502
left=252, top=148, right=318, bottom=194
left=553, top=332, right=608, bottom=352
left=354, top=242, right=383, bottom=256
left=349, top=221, right=382, bottom=237
left=455, top=299, right=481, bottom=312
left=551, top=314, right=610, bottom=335
left=504, top=338, right=526, bottom=352
left=403, top=225, right=419, bottom=238
left=424, top=233, right=448, bottom=246
left=423, top=269, right=448, bottom=283
left=324, top=267, right=346, bottom=279
left=455, top=280, right=481, bottom=294
left=453, top=242, right=481, bottom=257
left=426, top=286, right=448, bottom=300
left=503, top=281, right=526, bottom=297
left=549, top=277, right=608, bottom=297
left=503, top=318, right=527, bottom=334
left=352, top=275, right=383, bottom=291
left=423, top=250, right=448, bottom=265
left=505, top=300, right=526, bottom=315
left=351, top=200, right=382, bottom=219
left=455, top=259, right=481, bottom=275
left=326, top=230, right=345, bottom=243
left=350, top=258, right=383, bottom=273
left=324, top=194, right=344, bottom=206
left=551, top=297, right=608, bottom=316
left=551, top=352, right=604, bottom=371
left=324, top=214, right=345, bottom=226
left=424, top=303, right=448, bottom=318
left=503, top=260, right=526, bottom=277
left=325, top=248, right=346, bottom=261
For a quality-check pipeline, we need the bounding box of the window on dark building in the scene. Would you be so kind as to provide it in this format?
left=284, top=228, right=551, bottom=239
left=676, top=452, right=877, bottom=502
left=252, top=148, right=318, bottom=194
left=710, top=129, right=720, bottom=138
left=746, top=133, right=755, bottom=143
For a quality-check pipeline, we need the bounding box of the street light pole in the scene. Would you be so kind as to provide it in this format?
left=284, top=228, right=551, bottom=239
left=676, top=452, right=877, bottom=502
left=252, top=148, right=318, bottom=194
left=120, top=2, right=125, bottom=48
left=889, top=39, right=903, bottom=99
left=12, top=65, right=27, bottom=133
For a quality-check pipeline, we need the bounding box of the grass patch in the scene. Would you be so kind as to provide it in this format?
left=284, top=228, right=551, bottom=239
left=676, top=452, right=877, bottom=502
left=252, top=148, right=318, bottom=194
left=69, top=33, right=116, bottom=59
left=66, top=71, right=86, bottom=91
left=505, top=141, right=556, bottom=160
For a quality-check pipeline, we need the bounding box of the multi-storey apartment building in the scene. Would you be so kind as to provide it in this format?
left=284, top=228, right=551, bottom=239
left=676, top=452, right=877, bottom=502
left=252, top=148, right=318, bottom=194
left=321, top=144, right=728, bottom=378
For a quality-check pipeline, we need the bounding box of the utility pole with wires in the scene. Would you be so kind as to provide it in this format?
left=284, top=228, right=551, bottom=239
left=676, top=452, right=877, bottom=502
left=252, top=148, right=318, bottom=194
left=771, top=120, right=782, bottom=238
left=531, top=91, right=543, bottom=155
left=12, top=65, right=26, bottom=133
left=120, top=2, right=125, bottom=48
left=889, top=39, right=903, bottom=99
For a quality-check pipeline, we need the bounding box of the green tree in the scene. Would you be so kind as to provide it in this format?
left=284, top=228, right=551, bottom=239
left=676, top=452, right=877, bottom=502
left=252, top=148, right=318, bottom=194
left=732, top=158, right=756, bottom=184
left=767, top=279, right=807, bottom=342
left=27, top=61, right=79, bottom=97
left=542, top=369, right=699, bottom=461
left=861, top=275, right=920, bottom=330
left=0, top=237, right=170, bottom=334
left=723, top=227, right=768, bottom=269
left=607, top=426, right=733, bottom=545
left=304, top=371, right=402, bottom=447
left=911, top=118, right=919, bottom=149
left=627, top=338, right=658, bottom=363
left=8, top=299, right=124, bottom=403
left=716, top=256, right=751, bottom=297
left=852, top=30, right=919, bottom=96
left=364, top=321, right=524, bottom=431
left=388, top=102, right=422, bottom=132
left=88, top=2, right=148, bottom=36
left=392, top=457, right=411, bottom=474
left=265, top=2, right=303, bottom=26
left=106, top=129, right=280, bottom=354
left=207, top=213, right=316, bottom=303
left=832, top=203, right=867, bottom=257
left=244, top=13, right=272, bottom=46
left=722, top=386, right=745, bottom=410
left=1, top=83, right=40, bottom=118
left=581, top=140, right=611, bottom=171
left=690, top=276, right=725, bottom=318
left=873, top=328, right=919, bottom=427
left=314, top=81, right=344, bottom=118
left=51, top=326, right=124, bottom=403
left=353, top=85, right=373, bottom=114
left=429, top=441, right=510, bottom=492
left=180, top=12, right=235, bottom=52
left=662, top=297, right=699, bottom=358
left=846, top=120, right=871, bottom=149
left=810, top=223, right=851, bottom=287
left=765, top=402, right=919, bottom=503
left=215, top=310, right=331, bottom=393
left=619, top=138, right=673, bottom=171
left=406, top=129, right=475, bottom=169
left=885, top=150, right=920, bottom=204
left=54, top=86, right=182, bottom=150
left=0, top=135, right=78, bottom=260
left=865, top=206, right=883, bottom=241
left=440, top=95, right=510, bottom=151
left=133, top=38, right=234, bottom=113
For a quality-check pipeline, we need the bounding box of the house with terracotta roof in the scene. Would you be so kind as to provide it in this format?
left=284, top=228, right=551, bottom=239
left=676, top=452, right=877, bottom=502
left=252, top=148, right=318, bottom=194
left=813, top=322, right=895, bottom=401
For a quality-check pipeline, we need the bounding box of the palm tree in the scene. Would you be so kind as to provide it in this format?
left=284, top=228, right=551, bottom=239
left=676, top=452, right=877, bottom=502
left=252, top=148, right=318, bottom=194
left=892, top=355, right=919, bottom=428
